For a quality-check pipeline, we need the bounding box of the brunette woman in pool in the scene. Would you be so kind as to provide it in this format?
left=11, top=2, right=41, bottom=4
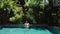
left=24, top=21, right=30, bottom=28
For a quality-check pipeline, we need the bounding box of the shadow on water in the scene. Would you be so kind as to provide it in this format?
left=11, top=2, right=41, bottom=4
left=0, top=24, right=25, bottom=30
left=0, top=24, right=49, bottom=30
left=30, top=25, right=60, bottom=34
left=31, top=26, right=47, bottom=30
left=0, top=26, right=3, bottom=30
left=47, top=27, right=60, bottom=34
left=0, top=24, right=48, bottom=31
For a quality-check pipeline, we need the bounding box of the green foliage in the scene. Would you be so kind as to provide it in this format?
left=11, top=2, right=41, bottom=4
left=0, top=0, right=58, bottom=25
left=25, top=0, right=49, bottom=23
left=9, top=17, right=16, bottom=22
left=52, top=13, right=57, bottom=16
left=25, top=0, right=49, bottom=8
left=26, top=8, right=37, bottom=23
left=0, top=0, right=24, bottom=23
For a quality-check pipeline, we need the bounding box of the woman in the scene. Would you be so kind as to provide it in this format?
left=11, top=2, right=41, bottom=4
left=24, top=21, right=30, bottom=28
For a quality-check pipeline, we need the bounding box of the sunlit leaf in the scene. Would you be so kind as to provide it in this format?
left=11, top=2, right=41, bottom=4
left=52, top=13, right=57, bottom=16
left=9, top=17, right=16, bottom=22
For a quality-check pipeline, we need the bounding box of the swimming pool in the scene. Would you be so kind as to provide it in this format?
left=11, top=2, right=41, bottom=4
left=0, top=28, right=52, bottom=34
left=0, top=24, right=60, bottom=34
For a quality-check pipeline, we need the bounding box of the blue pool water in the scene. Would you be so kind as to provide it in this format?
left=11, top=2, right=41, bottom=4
left=0, top=28, right=52, bottom=34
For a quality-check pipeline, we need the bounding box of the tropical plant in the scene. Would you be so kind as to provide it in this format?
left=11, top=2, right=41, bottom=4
left=24, top=0, right=49, bottom=24
left=0, top=0, right=24, bottom=23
